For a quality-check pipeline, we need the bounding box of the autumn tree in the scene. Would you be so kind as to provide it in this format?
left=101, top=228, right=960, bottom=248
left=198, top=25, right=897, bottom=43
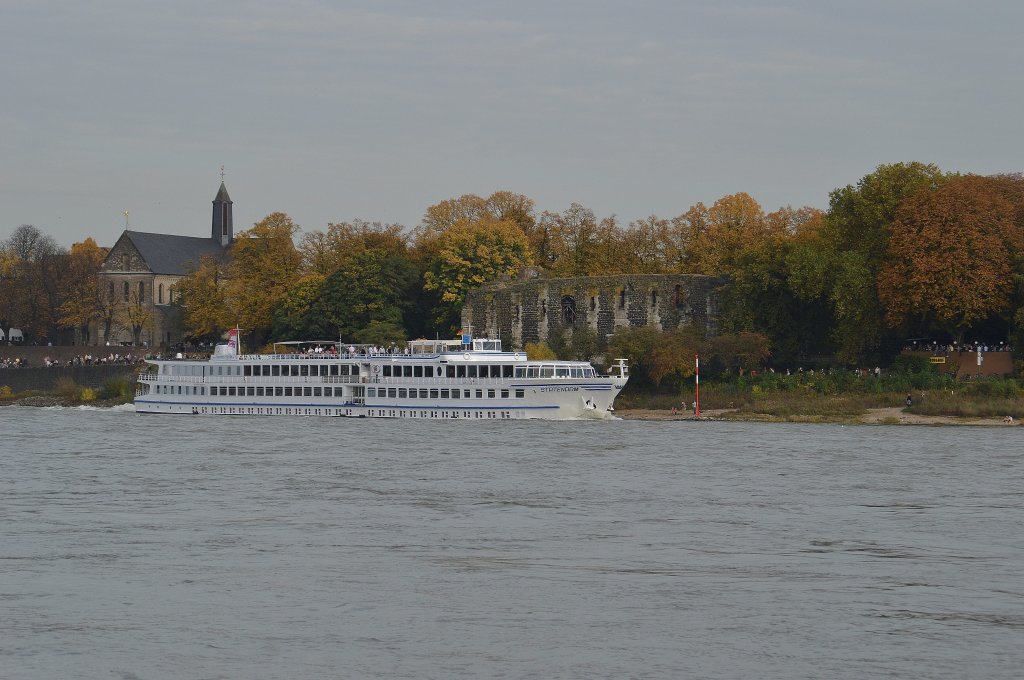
left=1, top=224, right=69, bottom=341
left=422, top=216, right=531, bottom=332
left=59, top=238, right=108, bottom=344
left=878, top=175, right=1024, bottom=340
left=223, top=213, right=302, bottom=345
left=175, top=255, right=231, bottom=340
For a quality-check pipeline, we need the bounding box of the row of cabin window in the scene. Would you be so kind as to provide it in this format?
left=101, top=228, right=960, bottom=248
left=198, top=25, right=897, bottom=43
left=380, top=364, right=595, bottom=379
left=156, top=385, right=344, bottom=397
left=241, top=364, right=359, bottom=377
left=368, top=387, right=525, bottom=400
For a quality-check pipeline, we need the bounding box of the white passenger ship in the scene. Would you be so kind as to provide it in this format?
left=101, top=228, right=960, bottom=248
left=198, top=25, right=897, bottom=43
left=135, top=337, right=628, bottom=420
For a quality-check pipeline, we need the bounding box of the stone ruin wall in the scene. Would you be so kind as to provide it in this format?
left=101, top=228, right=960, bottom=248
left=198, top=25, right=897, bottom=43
left=460, top=274, right=728, bottom=350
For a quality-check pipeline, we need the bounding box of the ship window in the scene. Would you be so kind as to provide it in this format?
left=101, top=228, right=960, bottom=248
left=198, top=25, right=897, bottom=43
left=387, top=388, right=397, bottom=398
left=488, top=389, right=496, bottom=398
left=244, top=365, right=252, bottom=376
left=275, top=387, right=283, bottom=396
left=527, top=366, right=539, bottom=378
left=516, top=389, right=525, bottom=398
left=540, top=366, right=554, bottom=378
left=429, top=389, right=439, bottom=399
left=229, top=387, right=236, bottom=396
left=399, top=388, right=407, bottom=398
left=300, top=365, right=309, bottom=377
left=247, top=387, right=255, bottom=396
left=447, top=366, right=456, bottom=378
left=514, top=367, right=526, bottom=378
left=424, top=366, right=432, bottom=377
left=414, top=366, right=423, bottom=378
left=503, top=365, right=513, bottom=378
left=419, top=389, right=428, bottom=398
left=264, top=366, right=271, bottom=376
left=383, top=366, right=392, bottom=377
left=303, top=387, right=312, bottom=396
left=256, top=387, right=264, bottom=396
left=351, top=365, right=360, bottom=375
left=283, top=387, right=292, bottom=396
left=572, top=367, right=583, bottom=378
left=456, top=365, right=466, bottom=378
left=314, top=387, right=322, bottom=397
left=476, top=389, right=483, bottom=399
left=468, top=366, right=477, bottom=378
left=367, top=388, right=376, bottom=397
left=441, top=389, right=450, bottom=399
left=501, top=389, right=509, bottom=398
left=556, top=367, right=570, bottom=377
left=403, top=366, right=412, bottom=377
left=330, top=365, right=339, bottom=376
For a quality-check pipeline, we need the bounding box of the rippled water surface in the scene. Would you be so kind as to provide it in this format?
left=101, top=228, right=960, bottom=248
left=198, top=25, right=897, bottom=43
left=2, top=406, right=1022, bottom=679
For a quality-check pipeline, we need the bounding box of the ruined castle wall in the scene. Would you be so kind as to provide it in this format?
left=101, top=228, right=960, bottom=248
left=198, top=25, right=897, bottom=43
left=461, top=274, right=727, bottom=350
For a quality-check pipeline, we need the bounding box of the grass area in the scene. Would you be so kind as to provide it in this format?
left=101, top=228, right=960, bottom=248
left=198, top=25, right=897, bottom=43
left=0, top=376, right=136, bottom=406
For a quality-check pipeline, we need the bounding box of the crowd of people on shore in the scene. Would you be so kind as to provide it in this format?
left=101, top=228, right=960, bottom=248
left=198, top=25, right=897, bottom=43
left=0, top=352, right=148, bottom=369
left=904, top=340, right=1013, bottom=353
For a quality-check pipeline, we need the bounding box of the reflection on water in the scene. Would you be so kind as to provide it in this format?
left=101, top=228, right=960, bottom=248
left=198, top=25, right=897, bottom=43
left=1, top=407, right=1022, bottom=679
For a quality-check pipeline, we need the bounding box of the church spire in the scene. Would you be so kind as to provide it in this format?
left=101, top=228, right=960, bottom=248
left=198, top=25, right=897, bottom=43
left=212, top=169, right=233, bottom=247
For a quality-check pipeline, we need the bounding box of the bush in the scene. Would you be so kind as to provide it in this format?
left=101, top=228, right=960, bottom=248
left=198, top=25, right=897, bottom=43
left=99, top=376, right=133, bottom=401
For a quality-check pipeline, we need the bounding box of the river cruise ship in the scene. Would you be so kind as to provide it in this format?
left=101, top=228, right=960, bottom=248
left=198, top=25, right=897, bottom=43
left=135, top=337, right=628, bottom=420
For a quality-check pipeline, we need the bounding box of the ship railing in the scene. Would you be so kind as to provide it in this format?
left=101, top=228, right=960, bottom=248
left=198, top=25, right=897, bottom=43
left=137, top=374, right=365, bottom=384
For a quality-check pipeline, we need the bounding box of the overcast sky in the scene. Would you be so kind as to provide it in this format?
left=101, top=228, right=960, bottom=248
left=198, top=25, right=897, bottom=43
left=2, top=0, right=1022, bottom=248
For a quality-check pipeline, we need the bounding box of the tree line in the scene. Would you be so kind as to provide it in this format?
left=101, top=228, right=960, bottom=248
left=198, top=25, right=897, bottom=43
left=4, top=162, right=1023, bottom=378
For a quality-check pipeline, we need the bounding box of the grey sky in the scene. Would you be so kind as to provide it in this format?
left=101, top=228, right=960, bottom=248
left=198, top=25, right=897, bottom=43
left=2, top=0, right=1022, bottom=248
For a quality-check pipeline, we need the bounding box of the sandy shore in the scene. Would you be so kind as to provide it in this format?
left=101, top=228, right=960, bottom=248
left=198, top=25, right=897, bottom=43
left=617, top=407, right=1018, bottom=426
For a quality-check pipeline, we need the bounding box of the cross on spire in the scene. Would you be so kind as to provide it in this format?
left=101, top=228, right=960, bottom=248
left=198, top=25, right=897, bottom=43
left=220, top=165, right=225, bottom=181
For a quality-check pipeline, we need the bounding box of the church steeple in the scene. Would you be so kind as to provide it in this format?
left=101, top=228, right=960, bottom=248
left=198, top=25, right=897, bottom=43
left=212, top=171, right=233, bottom=247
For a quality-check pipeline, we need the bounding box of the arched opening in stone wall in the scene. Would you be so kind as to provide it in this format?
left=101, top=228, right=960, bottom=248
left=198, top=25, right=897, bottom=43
left=123, top=282, right=129, bottom=303
left=673, top=285, right=686, bottom=309
left=650, top=289, right=657, bottom=308
left=618, top=289, right=626, bottom=309
left=541, top=299, right=547, bottom=319
left=561, top=295, right=576, bottom=325
left=590, top=296, right=596, bottom=311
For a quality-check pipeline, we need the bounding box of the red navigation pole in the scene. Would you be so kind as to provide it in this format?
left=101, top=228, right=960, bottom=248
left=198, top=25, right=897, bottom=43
left=694, top=353, right=701, bottom=419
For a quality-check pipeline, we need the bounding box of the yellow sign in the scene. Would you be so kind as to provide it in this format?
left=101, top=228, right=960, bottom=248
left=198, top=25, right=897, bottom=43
left=929, top=356, right=946, bottom=364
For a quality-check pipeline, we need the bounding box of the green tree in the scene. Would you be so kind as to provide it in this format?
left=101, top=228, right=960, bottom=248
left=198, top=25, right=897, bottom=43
left=820, top=162, right=950, bottom=361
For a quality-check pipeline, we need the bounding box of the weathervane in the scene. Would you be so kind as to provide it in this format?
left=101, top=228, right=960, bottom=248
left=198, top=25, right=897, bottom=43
left=220, top=165, right=225, bottom=181
left=124, top=209, right=129, bottom=229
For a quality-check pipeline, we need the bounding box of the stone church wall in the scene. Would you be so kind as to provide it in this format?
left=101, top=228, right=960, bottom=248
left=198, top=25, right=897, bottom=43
left=461, top=274, right=728, bottom=350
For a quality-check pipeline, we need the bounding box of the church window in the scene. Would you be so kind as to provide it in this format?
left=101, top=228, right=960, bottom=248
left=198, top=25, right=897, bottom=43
left=139, top=281, right=145, bottom=301
left=619, top=289, right=626, bottom=309
left=650, top=289, right=657, bottom=308
left=123, top=282, right=129, bottom=302
left=169, top=287, right=174, bottom=304
left=561, top=295, right=576, bottom=325
left=108, top=282, right=114, bottom=301
left=673, top=285, right=686, bottom=309
left=158, top=284, right=164, bottom=304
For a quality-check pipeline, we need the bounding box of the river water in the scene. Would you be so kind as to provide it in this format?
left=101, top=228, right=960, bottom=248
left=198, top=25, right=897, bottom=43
left=1, top=406, right=1021, bottom=679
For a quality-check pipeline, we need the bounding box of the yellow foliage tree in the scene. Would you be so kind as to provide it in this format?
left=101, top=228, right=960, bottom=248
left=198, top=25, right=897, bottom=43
left=224, top=213, right=302, bottom=344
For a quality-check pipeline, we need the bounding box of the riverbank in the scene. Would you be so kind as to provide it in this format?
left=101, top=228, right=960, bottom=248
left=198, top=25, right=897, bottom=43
left=617, top=407, right=1019, bottom=426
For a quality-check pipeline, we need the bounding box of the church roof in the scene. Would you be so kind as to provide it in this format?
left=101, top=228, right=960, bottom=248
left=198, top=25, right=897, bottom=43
left=124, top=231, right=227, bottom=275
left=214, top=181, right=232, bottom=203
